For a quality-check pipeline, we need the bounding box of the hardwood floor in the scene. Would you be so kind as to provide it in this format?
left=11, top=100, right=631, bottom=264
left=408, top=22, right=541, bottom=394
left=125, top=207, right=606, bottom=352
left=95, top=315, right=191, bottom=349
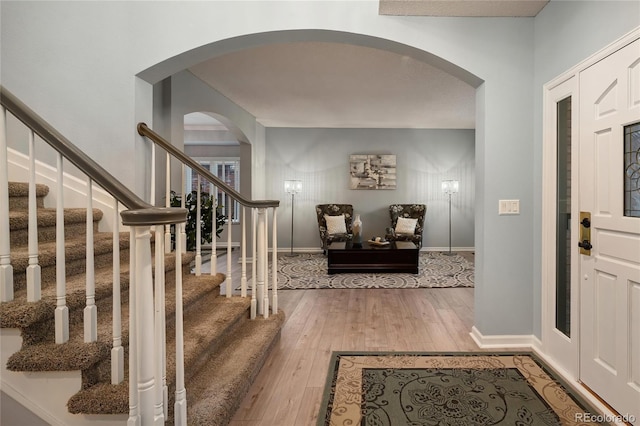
left=204, top=251, right=482, bottom=426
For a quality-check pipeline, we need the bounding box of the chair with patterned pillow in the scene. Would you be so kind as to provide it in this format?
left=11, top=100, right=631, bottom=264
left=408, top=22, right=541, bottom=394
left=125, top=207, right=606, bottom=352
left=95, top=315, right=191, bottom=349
left=385, top=204, right=427, bottom=247
left=315, top=204, right=354, bottom=253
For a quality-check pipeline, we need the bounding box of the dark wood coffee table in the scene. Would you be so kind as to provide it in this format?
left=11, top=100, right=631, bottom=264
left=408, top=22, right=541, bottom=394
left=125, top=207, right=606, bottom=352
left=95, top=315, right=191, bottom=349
left=327, top=240, right=419, bottom=274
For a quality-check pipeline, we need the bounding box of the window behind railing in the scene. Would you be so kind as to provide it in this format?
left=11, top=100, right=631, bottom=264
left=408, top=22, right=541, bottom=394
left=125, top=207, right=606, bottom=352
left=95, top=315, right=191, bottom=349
left=186, top=157, right=240, bottom=223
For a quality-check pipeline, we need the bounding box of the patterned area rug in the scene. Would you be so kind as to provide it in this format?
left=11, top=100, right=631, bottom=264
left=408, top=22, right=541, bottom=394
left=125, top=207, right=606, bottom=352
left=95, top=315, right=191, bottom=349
left=274, top=252, right=474, bottom=289
left=319, top=352, right=609, bottom=426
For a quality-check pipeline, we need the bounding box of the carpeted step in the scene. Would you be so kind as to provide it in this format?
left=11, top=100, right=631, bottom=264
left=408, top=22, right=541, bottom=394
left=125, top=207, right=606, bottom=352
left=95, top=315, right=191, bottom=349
left=65, top=278, right=246, bottom=415
left=6, top=270, right=223, bottom=379
left=1, top=251, right=197, bottom=341
left=8, top=182, right=49, bottom=210
left=9, top=207, right=103, bottom=247
left=186, top=310, right=285, bottom=426
left=9, top=231, right=129, bottom=291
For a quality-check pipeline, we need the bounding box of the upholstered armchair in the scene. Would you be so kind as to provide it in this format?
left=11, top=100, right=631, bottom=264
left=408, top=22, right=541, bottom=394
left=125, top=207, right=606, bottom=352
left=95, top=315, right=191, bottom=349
left=315, top=204, right=354, bottom=252
left=385, top=204, right=427, bottom=247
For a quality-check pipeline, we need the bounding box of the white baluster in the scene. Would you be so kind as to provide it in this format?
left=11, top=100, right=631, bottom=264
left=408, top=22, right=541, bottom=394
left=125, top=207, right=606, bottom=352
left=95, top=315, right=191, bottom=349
left=240, top=206, right=247, bottom=297
left=128, top=228, right=140, bottom=426
left=133, top=226, right=156, bottom=424
left=226, top=196, right=232, bottom=297
left=195, top=175, right=201, bottom=275
left=26, top=129, right=41, bottom=302
left=256, top=208, right=265, bottom=315
left=154, top=226, right=166, bottom=424
left=263, top=208, right=269, bottom=319
left=111, top=199, right=123, bottom=384
left=180, top=164, right=186, bottom=254
left=55, top=153, right=69, bottom=344
left=150, top=143, right=156, bottom=206
left=164, top=153, right=171, bottom=253
left=84, top=178, right=97, bottom=342
left=174, top=220, right=187, bottom=425
left=0, top=106, right=13, bottom=302
left=271, top=206, right=278, bottom=314
left=210, top=182, right=216, bottom=276
left=251, top=208, right=257, bottom=319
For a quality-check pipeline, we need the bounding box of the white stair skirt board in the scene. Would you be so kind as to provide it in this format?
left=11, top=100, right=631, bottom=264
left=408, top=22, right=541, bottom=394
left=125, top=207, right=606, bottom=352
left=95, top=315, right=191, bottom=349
left=0, top=329, right=127, bottom=426
left=7, top=148, right=123, bottom=233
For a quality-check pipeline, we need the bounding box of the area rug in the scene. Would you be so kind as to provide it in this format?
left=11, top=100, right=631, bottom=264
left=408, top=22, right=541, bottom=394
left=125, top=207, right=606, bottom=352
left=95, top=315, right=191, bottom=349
left=274, top=252, right=474, bottom=289
left=318, top=352, right=609, bottom=426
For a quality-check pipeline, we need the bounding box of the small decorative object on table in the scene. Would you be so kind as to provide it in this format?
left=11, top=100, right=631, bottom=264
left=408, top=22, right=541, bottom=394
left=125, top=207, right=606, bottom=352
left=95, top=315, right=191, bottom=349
left=368, top=236, right=390, bottom=246
left=352, top=214, right=363, bottom=246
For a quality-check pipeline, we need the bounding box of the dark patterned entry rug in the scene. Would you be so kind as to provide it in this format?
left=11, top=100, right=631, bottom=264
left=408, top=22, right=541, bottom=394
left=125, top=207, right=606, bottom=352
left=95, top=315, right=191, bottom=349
left=318, top=352, right=610, bottom=426
left=274, top=252, right=474, bottom=289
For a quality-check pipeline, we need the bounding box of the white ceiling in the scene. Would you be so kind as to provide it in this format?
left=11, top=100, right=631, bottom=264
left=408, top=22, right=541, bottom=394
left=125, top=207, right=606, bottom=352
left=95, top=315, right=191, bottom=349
left=185, top=0, right=549, bottom=131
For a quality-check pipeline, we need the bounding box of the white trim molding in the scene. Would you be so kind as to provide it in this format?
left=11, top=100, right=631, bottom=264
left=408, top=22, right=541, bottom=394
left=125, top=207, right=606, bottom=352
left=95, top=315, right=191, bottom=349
left=470, top=326, right=541, bottom=349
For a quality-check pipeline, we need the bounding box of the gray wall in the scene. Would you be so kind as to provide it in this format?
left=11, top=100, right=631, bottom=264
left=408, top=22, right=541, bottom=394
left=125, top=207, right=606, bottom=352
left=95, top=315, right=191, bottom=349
left=2, top=1, right=637, bottom=339
left=266, top=128, right=475, bottom=251
left=530, top=1, right=640, bottom=338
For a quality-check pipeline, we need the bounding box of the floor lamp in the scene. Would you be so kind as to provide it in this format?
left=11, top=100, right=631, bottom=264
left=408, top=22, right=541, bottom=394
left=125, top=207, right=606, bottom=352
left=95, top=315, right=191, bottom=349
left=284, top=180, right=302, bottom=256
left=442, top=179, right=459, bottom=256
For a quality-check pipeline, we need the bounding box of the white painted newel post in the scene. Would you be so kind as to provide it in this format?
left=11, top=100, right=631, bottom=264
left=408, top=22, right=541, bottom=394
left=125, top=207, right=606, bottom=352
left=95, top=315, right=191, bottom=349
left=133, top=226, right=158, bottom=424
left=0, top=106, right=14, bottom=302
left=154, top=226, right=167, bottom=423
left=174, top=221, right=187, bottom=425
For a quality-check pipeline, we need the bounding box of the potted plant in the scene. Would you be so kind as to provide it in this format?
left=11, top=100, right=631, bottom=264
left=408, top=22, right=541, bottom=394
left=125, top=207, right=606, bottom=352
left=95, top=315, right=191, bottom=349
left=170, top=190, right=226, bottom=251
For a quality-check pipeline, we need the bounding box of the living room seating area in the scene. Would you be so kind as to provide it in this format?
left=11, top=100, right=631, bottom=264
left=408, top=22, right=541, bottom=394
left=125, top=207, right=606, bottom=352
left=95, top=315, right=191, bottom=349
left=316, top=203, right=427, bottom=252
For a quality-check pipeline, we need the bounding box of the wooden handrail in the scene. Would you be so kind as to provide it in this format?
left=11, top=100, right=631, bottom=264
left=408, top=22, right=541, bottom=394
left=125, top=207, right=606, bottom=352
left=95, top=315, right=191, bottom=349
left=137, top=122, right=280, bottom=209
left=1, top=86, right=186, bottom=226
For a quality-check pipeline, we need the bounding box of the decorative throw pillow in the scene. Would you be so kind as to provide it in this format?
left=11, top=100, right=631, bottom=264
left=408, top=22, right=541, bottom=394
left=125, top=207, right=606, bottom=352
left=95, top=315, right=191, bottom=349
left=324, top=214, right=347, bottom=235
left=395, top=217, right=418, bottom=234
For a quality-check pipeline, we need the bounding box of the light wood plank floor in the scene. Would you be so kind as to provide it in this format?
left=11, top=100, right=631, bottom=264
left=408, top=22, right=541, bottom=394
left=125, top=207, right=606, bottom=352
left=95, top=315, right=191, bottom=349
left=206, top=251, right=482, bottom=426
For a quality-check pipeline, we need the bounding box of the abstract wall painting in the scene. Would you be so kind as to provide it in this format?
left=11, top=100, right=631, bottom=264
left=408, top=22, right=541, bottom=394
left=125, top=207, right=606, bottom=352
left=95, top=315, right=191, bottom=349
left=349, top=154, right=397, bottom=190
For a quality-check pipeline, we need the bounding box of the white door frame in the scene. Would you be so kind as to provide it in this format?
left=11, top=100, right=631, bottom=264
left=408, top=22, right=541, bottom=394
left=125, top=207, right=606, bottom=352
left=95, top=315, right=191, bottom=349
left=541, top=24, right=640, bottom=393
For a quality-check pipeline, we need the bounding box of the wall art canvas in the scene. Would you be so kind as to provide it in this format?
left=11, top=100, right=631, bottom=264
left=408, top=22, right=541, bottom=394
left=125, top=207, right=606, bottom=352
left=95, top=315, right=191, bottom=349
left=349, top=154, right=397, bottom=190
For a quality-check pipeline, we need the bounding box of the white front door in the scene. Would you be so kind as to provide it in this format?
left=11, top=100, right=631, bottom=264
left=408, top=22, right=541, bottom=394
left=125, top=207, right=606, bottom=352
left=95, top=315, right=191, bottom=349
left=579, top=38, right=640, bottom=422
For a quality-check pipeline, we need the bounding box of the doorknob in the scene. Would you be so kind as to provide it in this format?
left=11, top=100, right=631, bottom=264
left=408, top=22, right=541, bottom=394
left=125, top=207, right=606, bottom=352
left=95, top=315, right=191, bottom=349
left=579, top=211, right=592, bottom=255
left=578, top=240, right=593, bottom=251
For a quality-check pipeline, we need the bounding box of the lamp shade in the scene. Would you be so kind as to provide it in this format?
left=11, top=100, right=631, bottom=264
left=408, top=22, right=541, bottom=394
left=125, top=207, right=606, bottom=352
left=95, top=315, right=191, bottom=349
left=442, top=179, right=459, bottom=194
left=284, top=179, right=302, bottom=193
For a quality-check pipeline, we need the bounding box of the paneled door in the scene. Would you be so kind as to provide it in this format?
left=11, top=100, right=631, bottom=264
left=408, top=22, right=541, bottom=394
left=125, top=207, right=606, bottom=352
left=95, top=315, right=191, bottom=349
left=579, top=38, right=640, bottom=422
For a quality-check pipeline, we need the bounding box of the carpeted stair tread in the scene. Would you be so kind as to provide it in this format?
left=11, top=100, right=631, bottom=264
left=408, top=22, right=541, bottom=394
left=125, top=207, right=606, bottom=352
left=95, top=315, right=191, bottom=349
left=7, top=340, right=110, bottom=372
left=8, top=182, right=49, bottom=198
left=9, top=208, right=102, bottom=247
left=9, top=208, right=102, bottom=232
left=186, top=310, right=285, bottom=426
left=1, top=251, right=200, bottom=330
left=8, top=182, right=49, bottom=210
left=67, top=290, right=250, bottom=415
left=10, top=231, right=128, bottom=273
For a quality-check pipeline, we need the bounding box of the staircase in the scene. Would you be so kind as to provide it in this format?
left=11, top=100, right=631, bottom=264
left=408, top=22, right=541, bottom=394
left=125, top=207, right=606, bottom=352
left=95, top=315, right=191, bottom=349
left=1, top=181, right=284, bottom=425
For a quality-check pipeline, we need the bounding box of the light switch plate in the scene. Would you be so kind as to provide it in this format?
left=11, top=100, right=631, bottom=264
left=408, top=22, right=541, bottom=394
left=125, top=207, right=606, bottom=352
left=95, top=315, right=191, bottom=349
left=499, top=199, right=520, bottom=215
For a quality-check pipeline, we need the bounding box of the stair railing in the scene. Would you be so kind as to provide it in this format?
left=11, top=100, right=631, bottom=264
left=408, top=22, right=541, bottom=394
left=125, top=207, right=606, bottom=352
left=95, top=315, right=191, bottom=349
left=136, top=122, right=281, bottom=320
left=1, top=86, right=190, bottom=425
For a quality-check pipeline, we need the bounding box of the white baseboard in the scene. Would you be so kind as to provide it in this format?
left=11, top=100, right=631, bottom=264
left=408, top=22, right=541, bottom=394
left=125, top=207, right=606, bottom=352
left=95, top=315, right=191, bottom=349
left=469, top=326, right=539, bottom=349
